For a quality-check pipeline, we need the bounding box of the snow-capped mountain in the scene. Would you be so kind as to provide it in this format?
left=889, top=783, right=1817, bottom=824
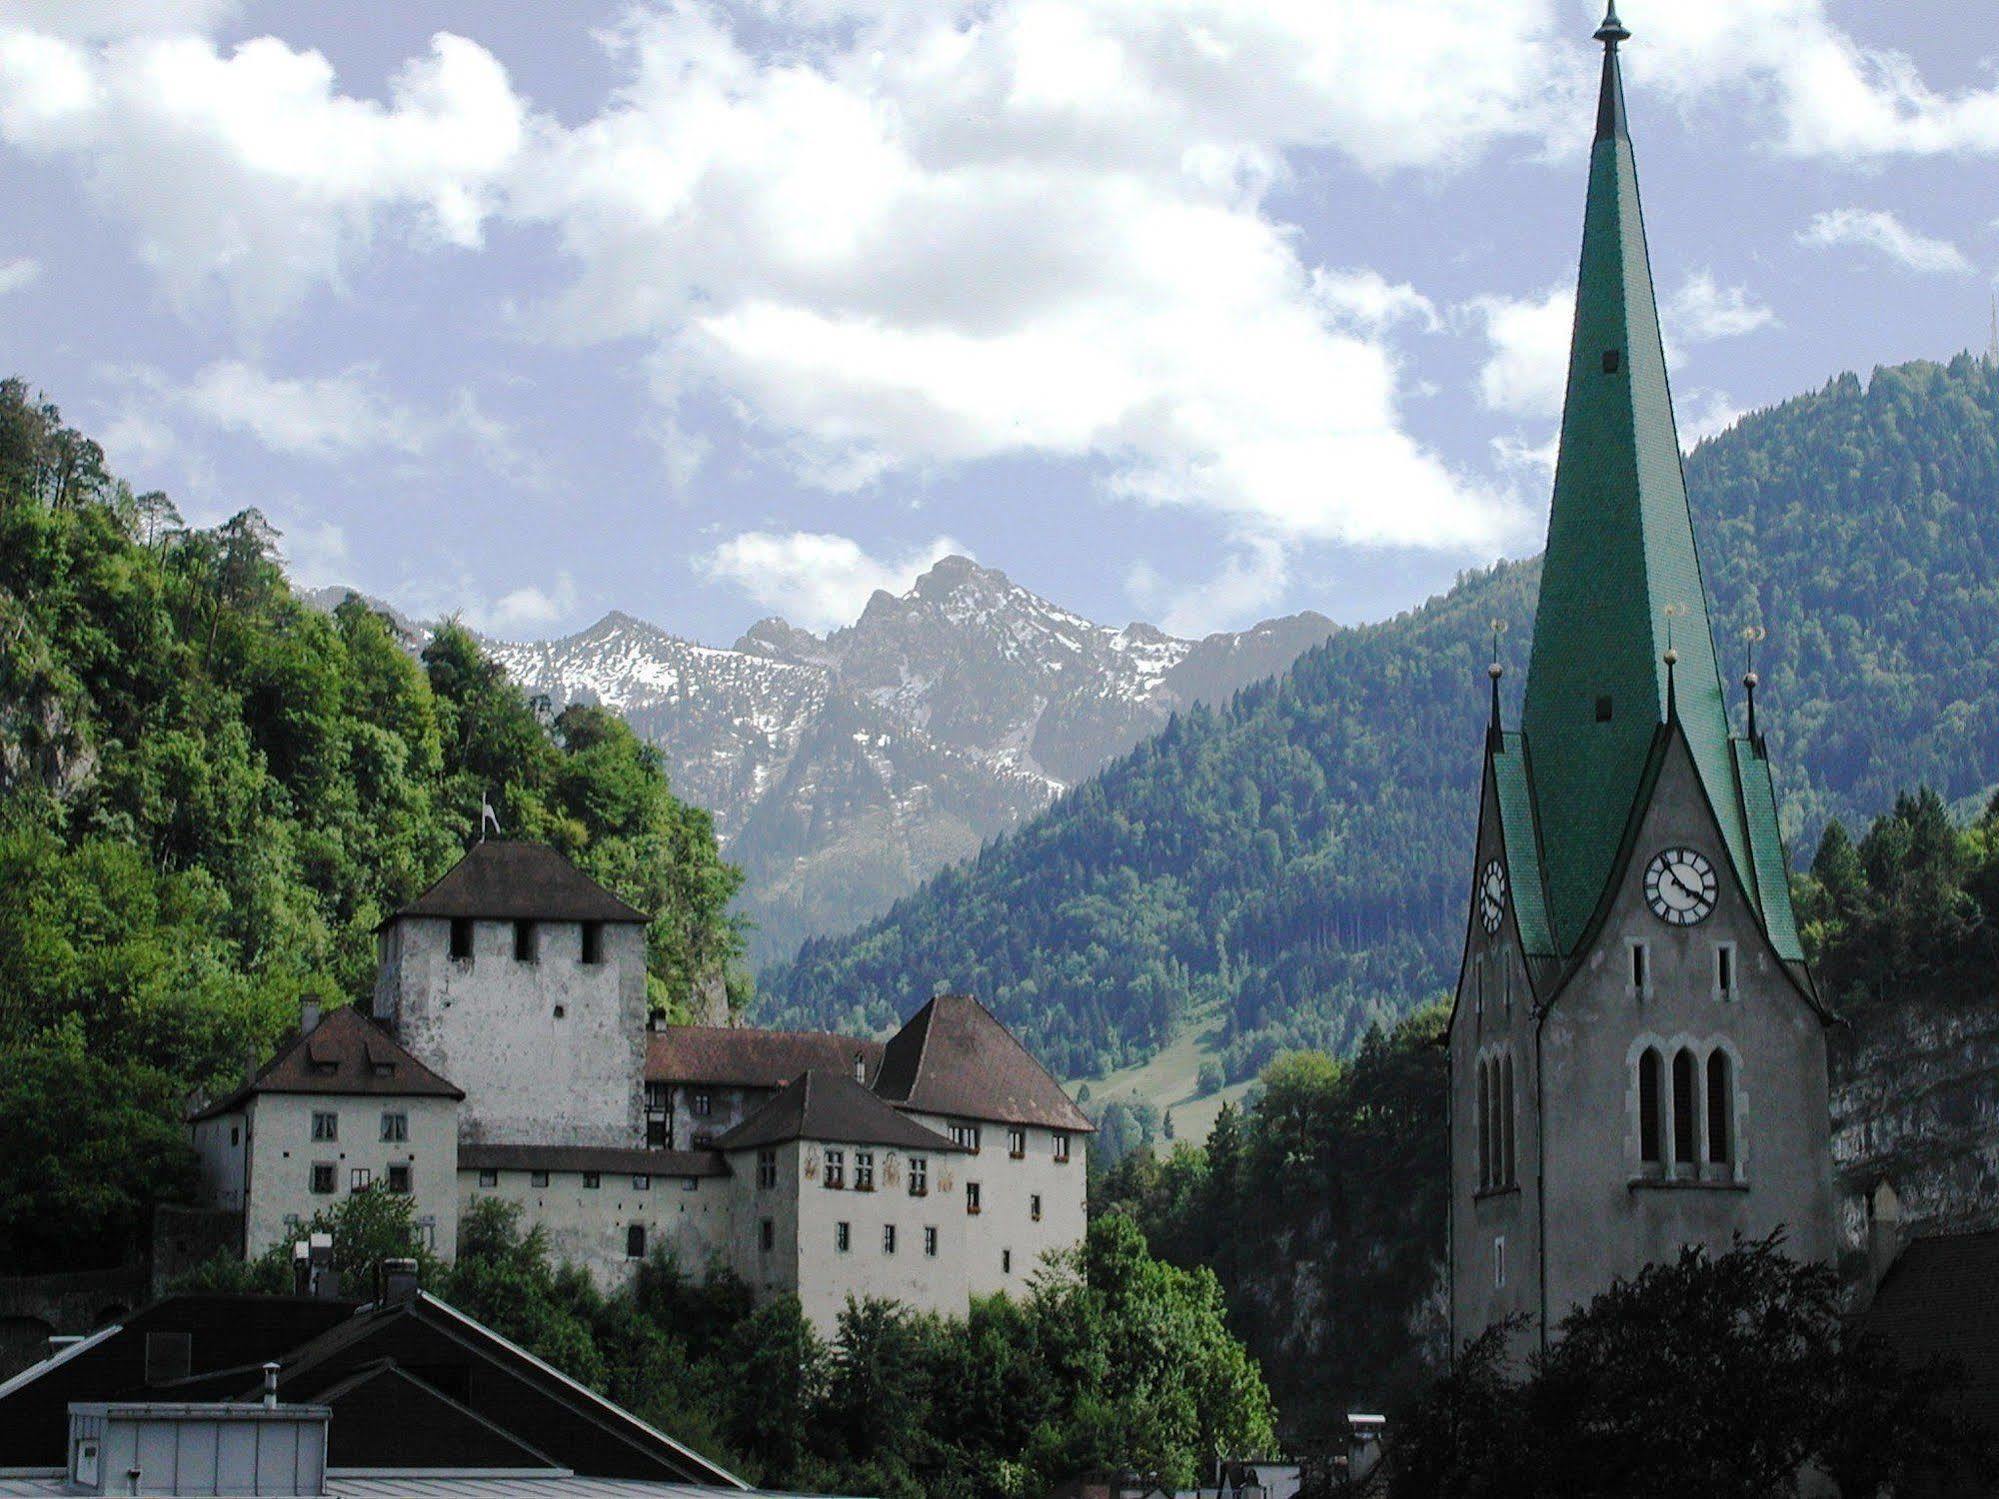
left=377, top=558, right=1333, bottom=963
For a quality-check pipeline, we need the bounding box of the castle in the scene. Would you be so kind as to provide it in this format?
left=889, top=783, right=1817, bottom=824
left=189, top=839, right=1091, bottom=1331
left=1447, top=6, right=1836, bottom=1352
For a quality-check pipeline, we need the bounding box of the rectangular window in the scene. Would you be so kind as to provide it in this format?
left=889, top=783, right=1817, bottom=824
left=966, top=1182, right=982, bottom=1216
left=380, top=1112, right=408, bottom=1143
left=952, top=1123, right=981, bottom=1153
left=514, top=919, right=536, bottom=962
left=760, top=1218, right=775, bottom=1253
left=883, top=1224, right=897, bottom=1255
left=854, top=1150, right=875, bottom=1191
left=924, top=1226, right=938, bottom=1257
left=416, top=1217, right=436, bottom=1250
left=824, top=1149, right=845, bottom=1189
left=386, top=1163, right=411, bottom=1194
left=693, top=1091, right=712, bottom=1117
left=836, top=1221, right=851, bottom=1253
left=581, top=920, right=605, bottom=965
left=682, top=1177, right=698, bottom=1192
left=626, top=1224, right=646, bottom=1260
left=1630, top=940, right=1650, bottom=994
left=1031, top=1193, right=1042, bottom=1222
left=1494, top=1235, right=1507, bottom=1289
left=757, top=1149, right=778, bottom=1189
left=449, top=917, right=473, bottom=960
left=1595, top=694, right=1614, bottom=723
left=909, top=1157, right=927, bottom=1196
left=531, top=1170, right=550, bottom=1188
left=645, top=1080, right=669, bottom=1110
left=477, top=1168, right=498, bottom=1188
left=1002, top=1249, right=1012, bottom=1275
left=350, top=1168, right=372, bottom=1192
left=1716, top=943, right=1737, bottom=1001
left=311, top=1162, right=337, bottom=1194
left=583, top=1172, right=600, bottom=1189
left=633, top=1173, right=651, bottom=1190
left=1008, top=1126, right=1027, bottom=1158
left=1053, top=1132, right=1071, bottom=1163
left=230, top=1126, right=240, bottom=1146
left=645, top=1118, right=668, bottom=1148
left=311, top=1111, right=338, bottom=1142
left=1474, top=953, right=1484, bottom=1017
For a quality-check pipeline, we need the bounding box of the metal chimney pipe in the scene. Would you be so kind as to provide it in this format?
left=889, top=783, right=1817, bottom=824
left=262, top=1361, right=279, bottom=1409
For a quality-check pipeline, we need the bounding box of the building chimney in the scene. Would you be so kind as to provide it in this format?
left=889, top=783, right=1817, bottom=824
left=853, top=1052, right=866, bottom=1084
left=376, top=1257, right=420, bottom=1304
left=1868, top=1178, right=1906, bottom=1291
left=261, top=1362, right=279, bottom=1410
left=299, top=999, right=322, bottom=1035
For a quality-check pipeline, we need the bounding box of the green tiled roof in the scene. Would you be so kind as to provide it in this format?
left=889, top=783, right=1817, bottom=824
left=1492, top=733, right=1555, bottom=958
left=1520, top=30, right=1758, bottom=955
left=1733, top=740, right=1806, bottom=962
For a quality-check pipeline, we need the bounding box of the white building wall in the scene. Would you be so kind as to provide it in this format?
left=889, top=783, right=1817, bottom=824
left=239, top=1093, right=460, bottom=1262
left=459, top=1164, right=732, bottom=1293
left=724, top=1142, right=802, bottom=1298
left=191, top=1111, right=248, bottom=1214
left=790, top=1138, right=969, bottom=1334
left=910, top=1116, right=1085, bottom=1296
left=376, top=917, right=646, bottom=1148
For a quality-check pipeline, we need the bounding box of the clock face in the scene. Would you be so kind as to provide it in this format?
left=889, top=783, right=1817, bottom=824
left=1644, top=847, right=1718, bottom=926
left=1479, top=858, right=1508, bottom=933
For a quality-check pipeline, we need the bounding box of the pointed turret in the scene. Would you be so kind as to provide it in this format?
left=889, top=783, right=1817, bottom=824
left=1520, top=6, right=1752, bottom=954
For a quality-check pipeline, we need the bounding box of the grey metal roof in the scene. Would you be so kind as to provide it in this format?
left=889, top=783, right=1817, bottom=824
left=0, top=1476, right=855, bottom=1499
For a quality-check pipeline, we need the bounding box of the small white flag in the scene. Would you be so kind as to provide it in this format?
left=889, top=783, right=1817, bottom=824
left=480, top=794, right=502, bottom=840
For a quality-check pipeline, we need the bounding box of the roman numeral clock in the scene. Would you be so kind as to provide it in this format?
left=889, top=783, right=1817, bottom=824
left=1642, top=847, right=1717, bottom=926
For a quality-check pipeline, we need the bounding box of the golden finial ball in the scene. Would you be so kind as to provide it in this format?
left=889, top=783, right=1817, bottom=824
left=1744, top=671, right=1759, bottom=690
left=1488, top=662, right=1504, bottom=680
left=1663, top=648, right=1679, bottom=666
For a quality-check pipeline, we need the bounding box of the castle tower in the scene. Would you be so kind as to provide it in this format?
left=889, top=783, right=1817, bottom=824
left=1447, top=4, right=1835, bottom=1353
left=373, top=841, right=649, bottom=1148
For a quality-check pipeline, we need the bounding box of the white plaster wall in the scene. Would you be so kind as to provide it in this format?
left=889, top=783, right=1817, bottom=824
left=724, top=1142, right=801, bottom=1299
left=192, top=1112, right=248, bottom=1213
left=459, top=1164, right=731, bottom=1293
left=242, top=1093, right=460, bottom=1262
left=668, top=1084, right=774, bottom=1150
left=911, top=1117, right=1085, bottom=1297
left=378, top=918, right=646, bottom=1148
left=792, top=1139, right=968, bottom=1334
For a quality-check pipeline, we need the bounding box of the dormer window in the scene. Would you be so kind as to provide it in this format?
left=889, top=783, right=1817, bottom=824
left=581, top=921, right=604, bottom=965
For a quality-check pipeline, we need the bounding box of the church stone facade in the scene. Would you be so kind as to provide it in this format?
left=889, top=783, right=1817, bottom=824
left=193, top=840, right=1092, bottom=1333
left=1448, top=8, right=1836, bottom=1355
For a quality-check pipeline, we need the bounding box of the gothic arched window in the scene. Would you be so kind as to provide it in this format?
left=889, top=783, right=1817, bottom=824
left=1706, top=1050, right=1733, bottom=1168
left=1638, top=1048, right=1663, bottom=1165
left=1476, top=1059, right=1492, bottom=1189
left=1672, top=1048, right=1698, bottom=1166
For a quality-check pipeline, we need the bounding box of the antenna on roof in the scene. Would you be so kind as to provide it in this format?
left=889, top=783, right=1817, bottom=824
left=480, top=791, right=502, bottom=843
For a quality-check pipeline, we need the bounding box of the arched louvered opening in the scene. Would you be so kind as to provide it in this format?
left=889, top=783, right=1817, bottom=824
left=1706, top=1050, right=1733, bottom=1170
left=1500, top=1052, right=1516, bottom=1187
left=1672, top=1048, right=1698, bottom=1167
left=1477, top=1058, right=1492, bottom=1189
left=1638, top=1048, right=1663, bottom=1166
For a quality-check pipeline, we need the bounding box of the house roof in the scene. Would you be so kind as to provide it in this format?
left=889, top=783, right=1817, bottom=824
left=191, top=1006, right=463, bottom=1121
left=1491, top=732, right=1554, bottom=959
left=714, top=1070, right=961, bottom=1154
left=1517, top=16, right=1766, bottom=957
left=458, top=1144, right=728, bottom=1179
left=645, top=1026, right=884, bottom=1088
left=389, top=842, right=648, bottom=926
left=874, top=994, right=1094, bottom=1133
left=1860, top=1230, right=1999, bottom=1437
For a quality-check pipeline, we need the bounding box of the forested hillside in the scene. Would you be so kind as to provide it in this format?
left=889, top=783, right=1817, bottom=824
left=0, top=378, right=742, bottom=1270
left=763, top=355, right=1999, bottom=1081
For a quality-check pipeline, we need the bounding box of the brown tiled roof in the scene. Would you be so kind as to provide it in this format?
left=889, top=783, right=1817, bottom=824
left=190, top=1007, right=463, bottom=1121
left=458, top=1143, right=728, bottom=1178
left=715, top=1070, right=961, bottom=1154
left=645, top=1024, right=884, bottom=1087
left=387, top=841, right=647, bottom=925
left=875, top=993, right=1094, bottom=1132
left=1860, top=1229, right=1999, bottom=1435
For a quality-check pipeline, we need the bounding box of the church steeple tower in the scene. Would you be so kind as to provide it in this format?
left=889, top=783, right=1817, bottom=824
left=1520, top=2, right=1748, bottom=954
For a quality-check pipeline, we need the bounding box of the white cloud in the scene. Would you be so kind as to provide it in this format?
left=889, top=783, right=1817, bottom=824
left=0, top=2, right=243, bottom=40
left=0, top=27, right=527, bottom=323
left=1469, top=285, right=1572, bottom=420
left=1127, top=534, right=1290, bottom=637
left=700, top=530, right=967, bottom=632
left=1797, top=208, right=1971, bottom=274
left=1665, top=271, right=1777, bottom=343
left=1677, top=389, right=1748, bottom=451
left=182, top=361, right=422, bottom=457
left=0, top=254, right=37, bottom=293
left=1311, top=267, right=1440, bottom=333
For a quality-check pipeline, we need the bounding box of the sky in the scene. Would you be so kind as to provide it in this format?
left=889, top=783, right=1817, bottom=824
left=0, top=0, right=1993, bottom=645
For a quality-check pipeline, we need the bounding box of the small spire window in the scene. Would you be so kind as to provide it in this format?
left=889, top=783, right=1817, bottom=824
left=1602, top=348, right=1622, bottom=374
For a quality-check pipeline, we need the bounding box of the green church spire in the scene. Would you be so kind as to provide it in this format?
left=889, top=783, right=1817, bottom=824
left=1520, top=5, right=1752, bottom=954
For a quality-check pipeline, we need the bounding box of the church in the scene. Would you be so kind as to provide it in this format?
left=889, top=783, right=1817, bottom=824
left=1447, top=6, right=1838, bottom=1353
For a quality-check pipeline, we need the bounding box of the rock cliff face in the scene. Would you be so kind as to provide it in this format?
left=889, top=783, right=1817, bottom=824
left=1830, top=999, right=1999, bottom=1259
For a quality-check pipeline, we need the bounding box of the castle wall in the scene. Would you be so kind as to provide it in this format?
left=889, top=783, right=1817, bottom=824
left=377, top=917, right=645, bottom=1149
left=792, top=1139, right=969, bottom=1333
left=459, top=1162, right=731, bottom=1293
left=910, top=1116, right=1083, bottom=1296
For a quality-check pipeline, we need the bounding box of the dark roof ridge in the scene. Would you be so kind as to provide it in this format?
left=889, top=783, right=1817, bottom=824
left=386, top=840, right=648, bottom=927
left=190, top=1006, right=463, bottom=1121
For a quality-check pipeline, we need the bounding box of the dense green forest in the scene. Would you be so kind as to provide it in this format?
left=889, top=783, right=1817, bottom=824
left=185, top=1190, right=1274, bottom=1499
left=0, top=378, right=743, bottom=1269
left=763, top=356, right=1999, bottom=1081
